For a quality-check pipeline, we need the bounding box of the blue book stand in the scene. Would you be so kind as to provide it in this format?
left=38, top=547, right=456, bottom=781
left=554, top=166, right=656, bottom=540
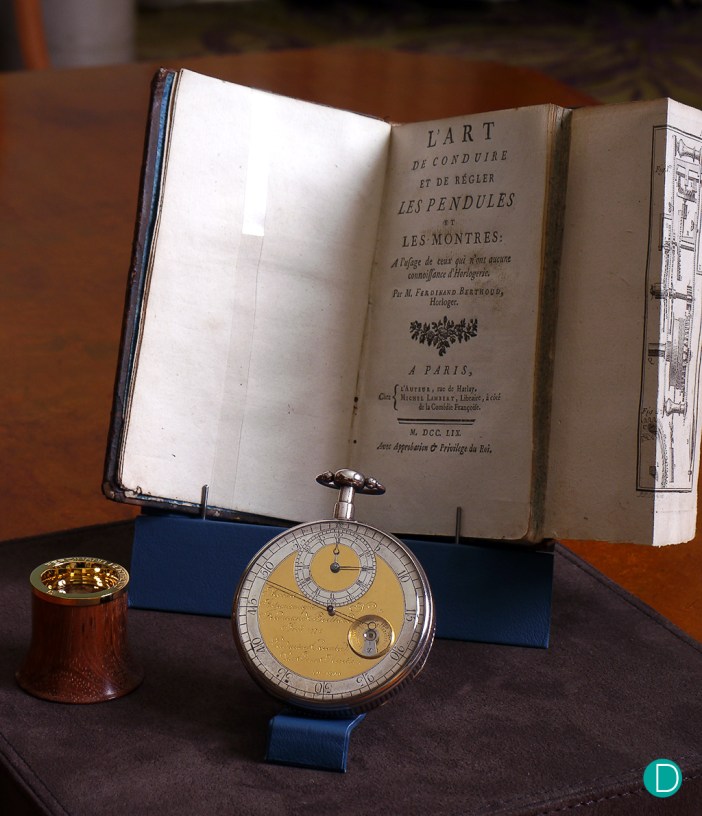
left=128, top=512, right=554, bottom=771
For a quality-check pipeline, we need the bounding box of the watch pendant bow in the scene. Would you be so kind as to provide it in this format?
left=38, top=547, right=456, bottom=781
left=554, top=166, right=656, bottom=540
left=232, top=469, right=435, bottom=715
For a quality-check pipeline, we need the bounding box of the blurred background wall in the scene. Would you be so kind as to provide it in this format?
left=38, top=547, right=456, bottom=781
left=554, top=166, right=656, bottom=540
left=3, top=1, right=702, bottom=108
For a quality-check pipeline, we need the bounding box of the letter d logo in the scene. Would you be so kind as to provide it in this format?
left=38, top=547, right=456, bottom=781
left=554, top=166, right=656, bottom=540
left=643, top=759, right=682, bottom=798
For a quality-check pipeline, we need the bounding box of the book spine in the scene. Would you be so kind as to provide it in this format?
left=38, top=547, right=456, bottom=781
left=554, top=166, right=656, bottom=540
left=528, top=108, right=573, bottom=541
left=102, top=68, right=177, bottom=505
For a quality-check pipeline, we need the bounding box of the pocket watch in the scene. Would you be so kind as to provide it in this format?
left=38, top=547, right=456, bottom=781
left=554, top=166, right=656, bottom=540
left=232, top=469, right=435, bottom=716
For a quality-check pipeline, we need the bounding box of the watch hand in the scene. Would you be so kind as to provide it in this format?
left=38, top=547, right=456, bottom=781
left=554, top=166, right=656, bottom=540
left=330, top=541, right=341, bottom=573
left=330, top=558, right=373, bottom=573
left=264, top=579, right=359, bottom=624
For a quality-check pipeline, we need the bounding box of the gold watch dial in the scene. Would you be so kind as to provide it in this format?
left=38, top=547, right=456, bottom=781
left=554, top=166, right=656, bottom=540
left=233, top=519, right=434, bottom=714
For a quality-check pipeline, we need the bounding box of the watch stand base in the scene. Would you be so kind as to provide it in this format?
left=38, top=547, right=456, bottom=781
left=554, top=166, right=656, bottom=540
left=265, top=710, right=365, bottom=772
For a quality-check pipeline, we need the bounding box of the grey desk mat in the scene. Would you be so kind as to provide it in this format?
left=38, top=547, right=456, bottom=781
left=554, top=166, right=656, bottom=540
left=0, top=522, right=700, bottom=815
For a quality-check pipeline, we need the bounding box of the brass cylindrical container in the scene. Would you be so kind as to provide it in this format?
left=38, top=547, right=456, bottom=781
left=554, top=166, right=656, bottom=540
left=16, top=557, right=143, bottom=703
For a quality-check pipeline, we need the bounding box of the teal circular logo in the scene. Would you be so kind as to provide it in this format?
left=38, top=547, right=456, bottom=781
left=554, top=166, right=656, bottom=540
left=643, top=759, right=682, bottom=798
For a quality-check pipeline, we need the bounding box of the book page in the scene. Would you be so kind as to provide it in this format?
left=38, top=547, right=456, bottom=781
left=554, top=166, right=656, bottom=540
left=546, top=99, right=702, bottom=545
left=352, top=106, right=565, bottom=539
left=119, top=70, right=390, bottom=520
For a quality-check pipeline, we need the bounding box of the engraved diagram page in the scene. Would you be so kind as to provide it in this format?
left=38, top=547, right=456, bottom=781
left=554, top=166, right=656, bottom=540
left=546, top=99, right=702, bottom=545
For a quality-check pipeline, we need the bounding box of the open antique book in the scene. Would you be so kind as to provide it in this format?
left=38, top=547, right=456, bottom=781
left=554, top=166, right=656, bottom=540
left=104, top=68, right=702, bottom=546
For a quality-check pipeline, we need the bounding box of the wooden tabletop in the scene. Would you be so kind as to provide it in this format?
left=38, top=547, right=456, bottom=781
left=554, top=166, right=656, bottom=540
left=1, top=47, right=700, bottom=640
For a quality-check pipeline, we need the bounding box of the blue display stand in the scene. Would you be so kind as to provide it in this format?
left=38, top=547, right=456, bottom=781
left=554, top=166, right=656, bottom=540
left=128, top=512, right=554, bottom=771
left=129, top=513, right=554, bottom=646
left=265, top=711, right=366, bottom=772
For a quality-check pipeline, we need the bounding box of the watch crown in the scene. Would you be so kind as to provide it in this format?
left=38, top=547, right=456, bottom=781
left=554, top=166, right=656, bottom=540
left=316, top=469, right=386, bottom=521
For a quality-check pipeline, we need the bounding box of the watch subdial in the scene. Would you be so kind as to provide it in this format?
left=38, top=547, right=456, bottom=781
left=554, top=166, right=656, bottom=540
left=294, top=540, right=376, bottom=606
left=347, top=615, right=395, bottom=659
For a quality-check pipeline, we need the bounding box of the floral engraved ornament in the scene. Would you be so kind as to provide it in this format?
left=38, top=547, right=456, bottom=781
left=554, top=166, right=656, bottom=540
left=410, top=316, right=478, bottom=356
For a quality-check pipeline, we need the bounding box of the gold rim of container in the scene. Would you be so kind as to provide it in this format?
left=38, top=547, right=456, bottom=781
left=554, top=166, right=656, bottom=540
left=29, top=557, right=129, bottom=606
